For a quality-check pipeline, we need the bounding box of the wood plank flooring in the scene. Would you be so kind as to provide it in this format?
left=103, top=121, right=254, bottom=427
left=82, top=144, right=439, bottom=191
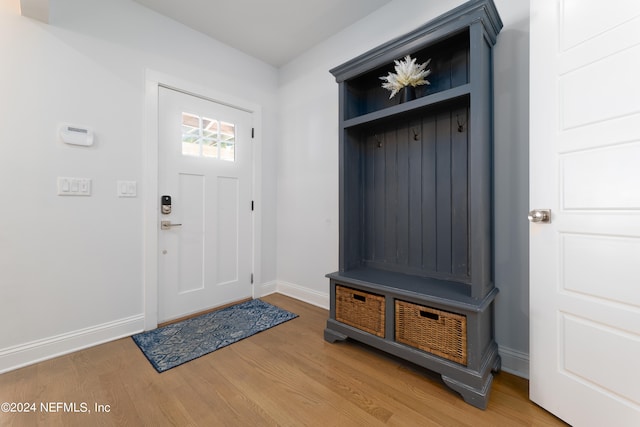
left=0, top=294, right=567, bottom=426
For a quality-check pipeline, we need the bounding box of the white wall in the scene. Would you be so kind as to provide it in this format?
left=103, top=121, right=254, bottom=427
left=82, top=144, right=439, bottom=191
left=276, top=0, right=531, bottom=376
left=0, top=0, right=278, bottom=372
left=492, top=1, right=530, bottom=376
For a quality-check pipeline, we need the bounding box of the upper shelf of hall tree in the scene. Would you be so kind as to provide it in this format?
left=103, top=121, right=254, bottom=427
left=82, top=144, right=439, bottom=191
left=330, top=0, right=502, bottom=124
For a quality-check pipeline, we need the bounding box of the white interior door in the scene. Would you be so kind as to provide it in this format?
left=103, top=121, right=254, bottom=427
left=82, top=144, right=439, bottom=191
left=158, top=86, right=253, bottom=322
left=529, top=1, right=640, bottom=425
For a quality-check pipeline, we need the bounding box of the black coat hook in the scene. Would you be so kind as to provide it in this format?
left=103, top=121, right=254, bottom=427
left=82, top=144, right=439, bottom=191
left=456, top=114, right=466, bottom=132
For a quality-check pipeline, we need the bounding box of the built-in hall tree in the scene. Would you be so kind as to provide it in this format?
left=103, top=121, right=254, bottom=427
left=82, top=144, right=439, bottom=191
left=325, top=0, right=503, bottom=409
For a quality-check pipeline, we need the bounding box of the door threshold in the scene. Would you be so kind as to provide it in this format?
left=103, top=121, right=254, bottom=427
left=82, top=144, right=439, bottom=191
left=158, top=297, right=252, bottom=328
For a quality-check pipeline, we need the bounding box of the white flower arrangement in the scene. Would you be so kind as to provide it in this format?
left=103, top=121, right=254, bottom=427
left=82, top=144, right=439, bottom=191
left=380, top=55, right=432, bottom=99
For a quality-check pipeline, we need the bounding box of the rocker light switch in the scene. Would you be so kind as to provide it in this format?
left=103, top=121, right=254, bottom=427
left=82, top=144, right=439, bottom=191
left=117, top=180, right=137, bottom=197
left=57, top=177, right=91, bottom=196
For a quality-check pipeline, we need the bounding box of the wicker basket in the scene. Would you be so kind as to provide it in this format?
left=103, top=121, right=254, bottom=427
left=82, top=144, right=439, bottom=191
left=395, top=300, right=467, bottom=365
left=335, top=285, right=385, bottom=338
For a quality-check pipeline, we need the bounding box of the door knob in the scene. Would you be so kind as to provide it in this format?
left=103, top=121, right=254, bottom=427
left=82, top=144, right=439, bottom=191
left=161, top=220, right=182, bottom=230
left=528, top=209, right=551, bottom=224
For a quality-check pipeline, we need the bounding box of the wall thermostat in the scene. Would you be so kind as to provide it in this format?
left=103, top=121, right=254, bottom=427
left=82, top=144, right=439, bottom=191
left=60, top=124, right=94, bottom=146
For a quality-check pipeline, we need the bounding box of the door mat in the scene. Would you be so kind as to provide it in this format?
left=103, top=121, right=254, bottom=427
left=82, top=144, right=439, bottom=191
left=132, top=299, right=298, bottom=372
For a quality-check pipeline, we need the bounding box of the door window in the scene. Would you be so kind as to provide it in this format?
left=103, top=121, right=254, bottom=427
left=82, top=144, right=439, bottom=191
left=181, top=112, right=235, bottom=161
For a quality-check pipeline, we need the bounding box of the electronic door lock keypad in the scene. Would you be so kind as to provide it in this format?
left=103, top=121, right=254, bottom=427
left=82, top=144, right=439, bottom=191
left=161, top=195, right=172, bottom=214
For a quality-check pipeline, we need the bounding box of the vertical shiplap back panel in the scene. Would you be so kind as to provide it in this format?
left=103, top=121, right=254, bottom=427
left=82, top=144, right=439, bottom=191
left=422, top=114, right=438, bottom=272
left=451, top=106, right=470, bottom=277
left=361, top=104, right=470, bottom=283
left=436, top=110, right=453, bottom=274
left=396, top=124, right=410, bottom=266
left=408, top=117, right=424, bottom=269
left=363, top=132, right=376, bottom=262
left=373, top=130, right=386, bottom=260
left=384, top=126, right=398, bottom=263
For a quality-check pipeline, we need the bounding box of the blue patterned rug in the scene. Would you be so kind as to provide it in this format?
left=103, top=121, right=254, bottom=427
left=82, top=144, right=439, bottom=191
left=132, top=299, right=298, bottom=372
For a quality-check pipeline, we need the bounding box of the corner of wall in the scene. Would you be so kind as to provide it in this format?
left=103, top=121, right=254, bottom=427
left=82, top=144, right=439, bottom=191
left=498, top=345, right=529, bottom=379
left=255, top=281, right=329, bottom=310
left=19, top=0, right=49, bottom=23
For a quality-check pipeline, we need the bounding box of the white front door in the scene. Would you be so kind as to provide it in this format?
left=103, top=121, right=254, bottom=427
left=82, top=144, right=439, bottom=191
left=529, top=1, right=640, bottom=425
left=158, top=86, right=253, bottom=322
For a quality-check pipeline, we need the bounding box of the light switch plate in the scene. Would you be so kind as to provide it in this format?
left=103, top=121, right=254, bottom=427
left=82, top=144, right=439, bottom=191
left=57, top=177, right=91, bottom=196
left=117, top=180, right=137, bottom=197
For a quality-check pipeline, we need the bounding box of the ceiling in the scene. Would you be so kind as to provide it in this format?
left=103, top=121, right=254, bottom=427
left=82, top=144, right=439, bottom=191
left=133, top=0, right=392, bottom=67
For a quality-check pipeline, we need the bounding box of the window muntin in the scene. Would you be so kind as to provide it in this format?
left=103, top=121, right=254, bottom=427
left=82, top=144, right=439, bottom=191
left=181, top=113, right=235, bottom=161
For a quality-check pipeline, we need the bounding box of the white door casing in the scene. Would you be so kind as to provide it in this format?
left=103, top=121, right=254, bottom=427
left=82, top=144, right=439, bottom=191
left=529, top=1, right=640, bottom=425
left=157, top=86, right=254, bottom=322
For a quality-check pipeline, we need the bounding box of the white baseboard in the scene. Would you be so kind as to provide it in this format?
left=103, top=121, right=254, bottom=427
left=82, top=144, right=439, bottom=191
left=272, top=280, right=330, bottom=310
left=498, top=345, right=529, bottom=379
left=0, top=315, right=144, bottom=374
left=254, top=280, right=278, bottom=298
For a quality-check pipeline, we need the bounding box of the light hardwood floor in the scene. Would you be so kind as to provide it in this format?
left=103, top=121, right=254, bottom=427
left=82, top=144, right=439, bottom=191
left=0, top=294, right=567, bottom=426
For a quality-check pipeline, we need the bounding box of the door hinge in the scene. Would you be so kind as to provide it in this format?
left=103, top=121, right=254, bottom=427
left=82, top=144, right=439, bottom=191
left=251, top=200, right=254, bottom=211
left=251, top=128, right=254, bottom=138
left=251, top=273, right=254, bottom=284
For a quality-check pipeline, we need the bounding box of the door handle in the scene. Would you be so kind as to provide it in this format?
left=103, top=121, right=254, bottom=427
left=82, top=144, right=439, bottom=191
left=161, top=220, right=182, bottom=230
left=528, top=209, right=551, bottom=224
